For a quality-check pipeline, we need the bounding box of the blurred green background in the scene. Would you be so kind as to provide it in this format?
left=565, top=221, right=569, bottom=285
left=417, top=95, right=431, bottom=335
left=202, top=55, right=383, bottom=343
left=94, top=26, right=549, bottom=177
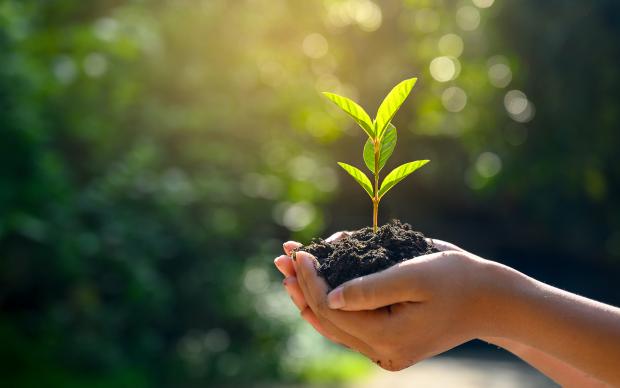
left=2, top=0, right=620, bottom=386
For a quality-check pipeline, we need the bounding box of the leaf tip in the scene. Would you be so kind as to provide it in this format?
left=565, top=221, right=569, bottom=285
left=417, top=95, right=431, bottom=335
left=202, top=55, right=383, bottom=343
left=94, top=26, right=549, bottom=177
left=410, top=159, right=430, bottom=167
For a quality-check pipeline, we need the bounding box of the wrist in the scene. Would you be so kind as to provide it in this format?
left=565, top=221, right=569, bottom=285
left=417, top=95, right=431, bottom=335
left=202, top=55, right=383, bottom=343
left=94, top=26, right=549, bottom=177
left=469, top=258, right=535, bottom=340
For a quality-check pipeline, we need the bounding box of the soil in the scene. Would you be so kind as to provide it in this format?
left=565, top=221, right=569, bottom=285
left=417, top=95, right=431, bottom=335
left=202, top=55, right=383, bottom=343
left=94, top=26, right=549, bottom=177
left=297, top=219, right=439, bottom=290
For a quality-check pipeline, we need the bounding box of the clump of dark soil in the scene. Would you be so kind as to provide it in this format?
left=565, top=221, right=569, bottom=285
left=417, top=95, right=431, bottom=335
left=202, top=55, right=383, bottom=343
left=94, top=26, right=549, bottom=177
left=298, top=219, right=438, bottom=290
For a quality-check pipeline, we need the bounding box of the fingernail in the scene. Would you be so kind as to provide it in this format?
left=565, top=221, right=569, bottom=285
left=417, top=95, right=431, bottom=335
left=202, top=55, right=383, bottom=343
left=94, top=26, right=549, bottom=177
left=327, top=287, right=345, bottom=309
left=284, top=241, right=299, bottom=256
left=274, top=256, right=284, bottom=270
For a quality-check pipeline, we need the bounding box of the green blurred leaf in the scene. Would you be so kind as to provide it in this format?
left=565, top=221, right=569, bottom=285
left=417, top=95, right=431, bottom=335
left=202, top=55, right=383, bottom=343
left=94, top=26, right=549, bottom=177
left=374, top=78, right=417, bottom=139
left=378, top=160, right=429, bottom=199
left=363, top=123, right=397, bottom=173
left=337, top=162, right=374, bottom=198
left=323, top=92, right=374, bottom=138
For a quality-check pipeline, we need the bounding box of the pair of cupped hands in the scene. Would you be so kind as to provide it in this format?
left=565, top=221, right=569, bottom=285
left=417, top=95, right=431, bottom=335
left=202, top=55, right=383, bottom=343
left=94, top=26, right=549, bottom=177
left=273, top=232, right=509, bottom=371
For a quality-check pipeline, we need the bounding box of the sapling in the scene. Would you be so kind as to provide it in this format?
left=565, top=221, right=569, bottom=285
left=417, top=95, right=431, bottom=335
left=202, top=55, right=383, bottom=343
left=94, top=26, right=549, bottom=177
left=323, top=78, right=429, bottom=233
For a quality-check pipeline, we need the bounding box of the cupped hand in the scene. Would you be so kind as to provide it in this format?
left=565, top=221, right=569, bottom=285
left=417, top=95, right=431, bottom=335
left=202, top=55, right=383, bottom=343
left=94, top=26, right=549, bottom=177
left=274, top=234, right=504, bottom=370
left=274, top=232, right=386, bottom=363
left=274, top=231, right=350, bottom=341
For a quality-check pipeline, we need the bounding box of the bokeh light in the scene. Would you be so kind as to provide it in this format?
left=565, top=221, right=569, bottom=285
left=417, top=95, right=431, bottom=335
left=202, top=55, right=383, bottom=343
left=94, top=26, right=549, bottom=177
left=273, top=201, right=317, bottom=231
left=438, top=33, right=464, bottom=57
left=441, top=86, right=468, bottom=112
left=93, top=17, right=119, bottom=41
left=415, top=8, right=440, bottom=33
left=83, top=53, right=108, bottom=78
left=430, top=56, right=460, bottom=82
left=326, top=0, right=382, bottom=31
left=504, top=89, right=535, bottom=122
left=303, top=33, right=329, bottom=59
left=476, top=151, right=502, bottom=178
left=52, top=55, right=77, bottom=84
left=456, top=6, right=481, bottom=31
left=472, top=0, right=496, bottom=9
left=487, top=55, right=513, bottom=88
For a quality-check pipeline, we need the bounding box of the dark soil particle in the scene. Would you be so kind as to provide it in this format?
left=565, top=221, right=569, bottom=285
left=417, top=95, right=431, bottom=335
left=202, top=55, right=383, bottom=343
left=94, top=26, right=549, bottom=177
left=298, top=219, right=439, bottom=290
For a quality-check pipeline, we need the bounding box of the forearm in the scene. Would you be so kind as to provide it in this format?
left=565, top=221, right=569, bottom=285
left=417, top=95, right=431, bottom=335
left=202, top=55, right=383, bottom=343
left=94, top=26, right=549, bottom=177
left=482, top=336, right=609, bottom=387
left=484, top=264, right=620, bottom=386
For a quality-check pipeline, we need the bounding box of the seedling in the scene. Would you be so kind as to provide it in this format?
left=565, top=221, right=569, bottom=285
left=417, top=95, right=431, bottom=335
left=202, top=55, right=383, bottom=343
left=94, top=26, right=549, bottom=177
left=323, top=78, right=429, bottom=233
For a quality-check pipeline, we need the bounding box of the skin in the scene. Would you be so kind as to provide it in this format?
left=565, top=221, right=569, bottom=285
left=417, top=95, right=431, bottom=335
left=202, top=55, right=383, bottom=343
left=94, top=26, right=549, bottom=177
left=274, top=234, right=618, bottom=386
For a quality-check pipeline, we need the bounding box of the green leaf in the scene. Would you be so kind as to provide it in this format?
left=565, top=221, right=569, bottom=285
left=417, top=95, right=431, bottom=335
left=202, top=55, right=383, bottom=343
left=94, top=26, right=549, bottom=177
left=323, top=92, right=374, bottom=138
left=363, top=123, right=397, bottom=173
left=378, top=160, right=429, bottom=199
left=337, top=162, right=374, bottom=198
left=374, top=78, right=417, bottom=139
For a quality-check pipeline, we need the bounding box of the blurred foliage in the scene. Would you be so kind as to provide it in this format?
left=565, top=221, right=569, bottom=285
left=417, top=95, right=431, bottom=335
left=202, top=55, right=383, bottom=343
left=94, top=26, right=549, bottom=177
left=1, top=0, right=620, bottom=386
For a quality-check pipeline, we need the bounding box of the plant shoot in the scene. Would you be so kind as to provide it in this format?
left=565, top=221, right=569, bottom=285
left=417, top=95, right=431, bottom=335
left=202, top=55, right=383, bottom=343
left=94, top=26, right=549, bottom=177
left=323, top=78, right=429, bottom=232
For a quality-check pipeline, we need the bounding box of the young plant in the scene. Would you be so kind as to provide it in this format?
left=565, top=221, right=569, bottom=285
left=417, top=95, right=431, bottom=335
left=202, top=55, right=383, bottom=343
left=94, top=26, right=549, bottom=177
left=323, top=78, right=429, bottom=233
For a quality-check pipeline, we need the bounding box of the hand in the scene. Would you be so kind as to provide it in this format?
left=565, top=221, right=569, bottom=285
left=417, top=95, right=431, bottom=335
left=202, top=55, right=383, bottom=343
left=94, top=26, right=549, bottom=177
left=274, top=234, right=506, bottom=370
left=296, top=244, right=512, bottom=370
left=275, top=235, right=620, bottom=385
left=274, top=236, right=467, bottom=339
left=275, top=232, right=367, bottom=349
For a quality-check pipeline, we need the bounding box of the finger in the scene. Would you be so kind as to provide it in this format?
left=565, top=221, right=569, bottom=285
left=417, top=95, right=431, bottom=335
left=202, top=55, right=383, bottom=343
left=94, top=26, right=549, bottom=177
left=296, top=251, right=388, bottom=343
left=295, top=252, right=380, bottom=358
left=283, top=276, right=307, bottom=310
left=324, top=252, right=448, bottom=311
left=285, top=277, right=348, bottom=348
left=325, top=231, right=351, bottom=243
left=283, top=276, right=330, bottom=339
left=300, top=306, right=348, bottom=347
left=283, top=241, right=302, bottom=256
left=427, top=238, right=465, bottom=253
left=274, top=255, right=296, bottom=277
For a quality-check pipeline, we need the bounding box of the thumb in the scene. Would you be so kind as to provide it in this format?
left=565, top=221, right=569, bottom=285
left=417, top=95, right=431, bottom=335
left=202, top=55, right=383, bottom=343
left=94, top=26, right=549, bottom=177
left=326, top=263, right=419, bottom=311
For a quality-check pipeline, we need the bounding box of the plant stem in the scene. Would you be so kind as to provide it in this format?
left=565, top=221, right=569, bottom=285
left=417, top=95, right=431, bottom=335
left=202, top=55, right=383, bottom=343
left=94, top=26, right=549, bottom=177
left=372, top=199, right=378, bottom=233
left=373, top=138, right=380, bottom=233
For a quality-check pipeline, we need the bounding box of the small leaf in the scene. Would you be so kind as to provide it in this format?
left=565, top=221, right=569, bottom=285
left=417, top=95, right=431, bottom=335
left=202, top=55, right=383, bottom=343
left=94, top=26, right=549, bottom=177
left=337, top=162, right=374, bottom=198
left=374, top=78, right=417, bottom=139
left=363, top=123, right=397, bottom=173
left=378, top=160, right=429, bottom=199
left=323, top=92, right=374, bottom=138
